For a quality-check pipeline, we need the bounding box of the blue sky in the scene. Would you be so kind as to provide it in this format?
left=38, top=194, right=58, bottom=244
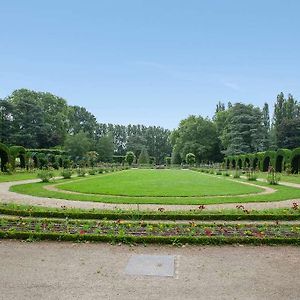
left=1, top=0, right=300, bottom=129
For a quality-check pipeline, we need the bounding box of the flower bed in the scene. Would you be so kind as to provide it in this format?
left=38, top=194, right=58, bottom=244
left=1, top=217, right=300, bottom=245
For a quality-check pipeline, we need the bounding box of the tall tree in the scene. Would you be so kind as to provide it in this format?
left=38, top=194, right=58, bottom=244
left=171, top=115, right=221, bottom=163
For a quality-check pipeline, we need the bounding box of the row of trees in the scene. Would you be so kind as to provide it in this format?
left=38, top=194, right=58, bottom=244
left=170, top=93, right=300, bottom=163
left=0, top=89, right=172, bottom=164
left=1, top=89, right=299, bottom=164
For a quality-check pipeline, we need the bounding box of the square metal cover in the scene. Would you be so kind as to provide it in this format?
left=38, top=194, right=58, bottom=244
left=125, top=254, right=175, bottom=277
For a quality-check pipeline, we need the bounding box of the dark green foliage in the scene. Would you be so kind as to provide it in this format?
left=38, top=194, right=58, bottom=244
left=220, top=103, right=265, bottom=156
left=64, top=131, right=91, bottom=160
left=171, top=115, right=221, bottom=163
left=96, top=134, right=114, bottom=162
left=125, top=151, right=135, bottom=166
left=186, top=153, right=195, bottom=165
left=138, top=147, right=150, bottom=165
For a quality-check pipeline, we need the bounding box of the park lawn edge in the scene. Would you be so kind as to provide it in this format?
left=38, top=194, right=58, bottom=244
left=1, top=231, right=299, bottom=246
left=9, top=176, right=300, bottom=205
left=1, top=203, right=299, bottom=221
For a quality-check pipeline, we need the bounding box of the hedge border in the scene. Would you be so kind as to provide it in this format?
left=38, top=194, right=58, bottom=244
left=1, top=206, right=299, bottom=221
left=0, top=231, right=299, bottom=246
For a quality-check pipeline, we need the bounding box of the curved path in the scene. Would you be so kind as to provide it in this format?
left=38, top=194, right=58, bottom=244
left=0, top=179, right=299, bottom=211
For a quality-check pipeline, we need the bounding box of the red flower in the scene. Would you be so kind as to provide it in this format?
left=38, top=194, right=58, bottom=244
left=204, top=228, right=212, bottom=236
left=79, top=230, right=85, bottom=235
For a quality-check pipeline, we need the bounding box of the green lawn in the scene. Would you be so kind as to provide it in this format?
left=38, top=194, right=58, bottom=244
left=56, top=169, right=261, bottom=197
left=10, top=168, right=300, bottom=205
left=0, top=170, right=60, bottom=183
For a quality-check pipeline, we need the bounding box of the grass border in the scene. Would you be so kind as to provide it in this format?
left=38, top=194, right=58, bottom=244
left=1, top=231, right=299, bottom=245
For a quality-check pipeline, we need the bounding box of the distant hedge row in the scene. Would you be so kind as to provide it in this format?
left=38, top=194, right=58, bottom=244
left=0, top=142, right=69, bottom=171
left=225, top=148, right=300, bottom=173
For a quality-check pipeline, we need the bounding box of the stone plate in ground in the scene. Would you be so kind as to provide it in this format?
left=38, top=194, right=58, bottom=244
left=125, top=254, right=175, bottom=277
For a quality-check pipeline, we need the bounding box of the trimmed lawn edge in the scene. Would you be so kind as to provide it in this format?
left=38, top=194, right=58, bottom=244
left=1, top=206, right=300, bottom=221
left=1, top=231, right=299, bottom=245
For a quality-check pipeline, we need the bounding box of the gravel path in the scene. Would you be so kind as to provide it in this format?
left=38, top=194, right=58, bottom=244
left=1, top=241, right=300, bottom=300
left=0, top=179, right=299, bottom=211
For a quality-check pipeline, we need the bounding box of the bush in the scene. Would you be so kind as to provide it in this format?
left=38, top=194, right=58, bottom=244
left=246, top=168, right=257, bottom=181
left=125, top=151, right=135, bottom=166
left=222, top=171, right=230, bottom=177
left=186, top=153, right=195, bottom=165
left=88, top=169, right=97, bottom=175
left=37, top=170, right=54, bottom=182
left=61, top=169, right=72, bottom=179
left=267, top=166, right=280, bottom=185
left=76, top=168, right=86, bottom=177
left=165, top=157, right=171, bottom=166
left=215, top=170, right=222, bottom=175
left=233, top=169, right=241, bottom=178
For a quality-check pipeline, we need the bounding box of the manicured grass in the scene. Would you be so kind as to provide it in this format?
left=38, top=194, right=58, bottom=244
left=9, top=170, right=300, bottom=205
left=0, top=170, right=60, bottom=183
left=0, top=171, right=39, bottom=182
left=56, top=169, right=261, bottom=197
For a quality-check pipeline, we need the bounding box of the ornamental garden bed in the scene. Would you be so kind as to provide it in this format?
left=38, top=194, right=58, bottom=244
left=1, top=217, right=300, bottom=245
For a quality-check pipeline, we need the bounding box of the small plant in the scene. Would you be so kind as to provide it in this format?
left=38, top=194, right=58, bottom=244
left=125, top=151, right=136, bottom=166
left=61, top=169, right=72, bottom=179
left=76, top=168, right=86, bottom=177
left=233, top=169, right=241, bottom=178
left=37, top=169, right=54, bottom=182
left=267, top=166, right=280, bottom=185
left=246, top=168, right=257, bottom=181
left=285, top=163, right=292, bottom=175
left=292, top=202, right=299, bottom=210
left=215, top=170, right=222, bottom=175
left=222, top=171, right=230, bottom=177
left=88, top=169, right=97, bottom=175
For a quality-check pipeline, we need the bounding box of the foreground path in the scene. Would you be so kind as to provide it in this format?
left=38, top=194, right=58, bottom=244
left=0, top=179, right=299, bottom=211
left=0, top=240, right=299, bottom=300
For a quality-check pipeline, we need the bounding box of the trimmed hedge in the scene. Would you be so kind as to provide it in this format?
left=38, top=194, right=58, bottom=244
left=226, top=147, right=300, bottom=173
left=1, top=206, right=299, bottom=221
left=0, top=142, right=10, bottom=172
left=0, top=231, right=299, bottom=246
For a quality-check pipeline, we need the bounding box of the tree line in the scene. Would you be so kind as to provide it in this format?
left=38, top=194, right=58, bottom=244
left=1, top=89, right=300, bottom=164
left=0, top=89, right=172, bottom=164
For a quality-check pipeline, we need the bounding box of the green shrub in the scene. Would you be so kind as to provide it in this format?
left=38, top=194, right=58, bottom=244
left=88, top=169, right=97, bottom=175
left=37, top=170, right=54, bottom=182
left=233, top=169, right=241, bottom=178
left=76, top=168, right=86, bottom=177
left=61, top=169, right=72, bottom=179
left=186, top=153, right=195, bottom=165
left=246, top=168, right=257, bottom=181
left=222, top=171, right=230, bottom=177
left=125, top=151, right=135, bottom=166
left=267, top=166, right=280, bottom=185
left=215, top=170, right=222, bottom=175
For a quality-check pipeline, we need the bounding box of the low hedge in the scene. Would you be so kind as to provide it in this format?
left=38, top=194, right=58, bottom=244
left=0, top=206, right=299, bottom=221
left=0, top=231, right=299, bottom=245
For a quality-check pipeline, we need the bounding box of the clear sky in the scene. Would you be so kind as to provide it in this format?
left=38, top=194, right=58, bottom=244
left=1, top=0, right=300, bottom=129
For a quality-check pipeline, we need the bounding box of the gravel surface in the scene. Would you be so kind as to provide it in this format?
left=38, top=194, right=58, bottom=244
left=0, top=241, right=299, bottom=300
left=0, top=179, right=299, bottom=211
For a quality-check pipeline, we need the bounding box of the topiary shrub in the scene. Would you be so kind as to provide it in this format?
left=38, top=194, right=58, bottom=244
left=186, top=153, right=195, bottom=166
left=125, top=151, right=135, bottom=166
left=138, top=148, right=150, bottom=165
